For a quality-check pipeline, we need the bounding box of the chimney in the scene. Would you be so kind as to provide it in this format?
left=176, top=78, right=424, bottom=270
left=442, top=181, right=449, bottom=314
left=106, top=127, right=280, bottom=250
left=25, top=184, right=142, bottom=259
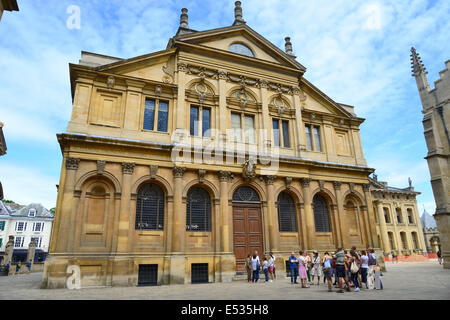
left=233, top=1, right=246, bottom=26
left=180, top=8, right=189, bottom=29
left=284, top=37, right=296, bottom=58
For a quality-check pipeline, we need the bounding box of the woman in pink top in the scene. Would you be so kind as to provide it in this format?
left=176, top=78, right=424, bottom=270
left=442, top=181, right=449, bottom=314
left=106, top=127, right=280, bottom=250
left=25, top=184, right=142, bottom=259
left=298, top=250, right=309, bottom=288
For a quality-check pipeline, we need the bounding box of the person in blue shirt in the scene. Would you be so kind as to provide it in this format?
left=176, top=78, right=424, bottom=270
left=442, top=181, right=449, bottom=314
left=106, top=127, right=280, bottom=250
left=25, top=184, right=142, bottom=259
left=288, top=251, right=299, bottom=284
left=26, top=260, right=32, bottom=274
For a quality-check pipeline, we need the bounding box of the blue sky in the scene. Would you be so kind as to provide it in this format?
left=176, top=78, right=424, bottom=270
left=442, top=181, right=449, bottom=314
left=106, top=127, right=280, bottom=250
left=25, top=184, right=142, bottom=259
left=0, top=0, right=449, bottom=214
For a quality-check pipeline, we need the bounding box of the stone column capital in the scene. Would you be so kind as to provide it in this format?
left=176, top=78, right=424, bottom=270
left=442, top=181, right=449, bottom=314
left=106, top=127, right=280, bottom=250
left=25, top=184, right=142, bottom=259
left=177, top=62, right=188, bottom=73
left=218, top=170, right=233, bottom=182
left=217, top=69, right=228, bottom=80
left=362, top=184, right=371, bottom=192
left=66, top=158, right=80, bottom=170
left=265, top=175, right=276, bottom=185
left=97, top=160, right=106, bottom=175
left=173, top=166, right=186, bottom=178
left=121, top=162, right=135, bottom=175
left=300, top=178, right=311, bottom=188
left=333, top=181, right=342, bottom=190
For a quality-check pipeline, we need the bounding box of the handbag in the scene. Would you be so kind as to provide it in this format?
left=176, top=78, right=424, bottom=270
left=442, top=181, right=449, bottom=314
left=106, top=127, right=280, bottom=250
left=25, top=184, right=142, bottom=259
left=350, top=261, right=359, bottom=274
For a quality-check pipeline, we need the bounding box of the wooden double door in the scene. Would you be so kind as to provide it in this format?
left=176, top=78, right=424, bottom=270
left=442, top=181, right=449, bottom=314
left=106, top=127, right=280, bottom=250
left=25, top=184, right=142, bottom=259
left=233, top=204, right=264, bottom=273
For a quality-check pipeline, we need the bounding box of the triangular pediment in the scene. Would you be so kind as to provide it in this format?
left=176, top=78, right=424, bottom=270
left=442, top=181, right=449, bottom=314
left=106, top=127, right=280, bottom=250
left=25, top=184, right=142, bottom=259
left=90, top=49, right=177, bottom=83
left=172, top=25, right=306, bottom=72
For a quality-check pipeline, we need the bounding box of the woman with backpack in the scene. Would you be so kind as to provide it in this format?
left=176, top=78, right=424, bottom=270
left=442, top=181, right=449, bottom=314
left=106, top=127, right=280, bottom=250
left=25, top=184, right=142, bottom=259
left=360, top=250, right=369, bottom=289
left=349, top=250, right=361, bottom=292
left=251, top=252, right=260, bottom=282
left=322, top=251, right=333, bottom=292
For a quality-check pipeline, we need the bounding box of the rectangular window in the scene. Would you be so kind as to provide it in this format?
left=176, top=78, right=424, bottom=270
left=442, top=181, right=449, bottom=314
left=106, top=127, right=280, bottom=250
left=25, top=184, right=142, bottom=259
left=0, top=238, right=3, bottom=248
left=282, top=120, right=290, bottom=148
left=202, top=108, right=211, bottom=137
left=15, top=222, right=27, bottom=232
left=231, top=113, right=242, bottom=142
left=157, top=101, right=169, bottom=132
left=143, top=98, right=169, bottom=133
left=14, top=236, right=24, bottom=248
left=244, top=115, right=255, bottom=144
left=138, top=264, right=158, bottom=286
left=143, top=99, right=156, bottom=131
left=412, top=233, right=418, bottom=249
left=314, top=126, right=322, bottom=152
left=273, top=119, right=280, bottom=147
left=190, top=106, right=199, bottom=136
left=33, top=223, right=43, bottom=232
left=191, top=263, right=209, bottom=284
left=31, top=237, right=42, bottom=248
left=28, top=209, right=36, bottom=217
left=0, top=221, right=5, bottom=231
left=305, top=124, right=313, bottom=151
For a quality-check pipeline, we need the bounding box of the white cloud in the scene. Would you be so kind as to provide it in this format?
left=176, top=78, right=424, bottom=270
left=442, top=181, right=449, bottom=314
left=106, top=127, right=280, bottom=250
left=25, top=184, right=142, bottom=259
left=0, top=163, right=59, bottom=209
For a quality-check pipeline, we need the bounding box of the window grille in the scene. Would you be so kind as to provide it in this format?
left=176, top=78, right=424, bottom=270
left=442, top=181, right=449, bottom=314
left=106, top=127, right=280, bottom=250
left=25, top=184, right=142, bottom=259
left=157, top=101, right=169, bottom=132
left=313, top=194, right=331, bottom=232
left=138, top=264, right=158, bottom=286
left=278, top=192, right=297, bottom=232
left=232, top=186, right=260, bottom=203
left=135, top=183, right=165, bottom=231
left=143, top=99, right=168, bottom=132
left=191, top=263, right=208, bottom=284
left=33, top=222, right=43, bottom=232
left=15, top=222, right=27, bottom=232
left=143, top=99, right=156, bottom=131
left=282, top=120, right=290, bottom=148
left=186, top=187, right=211, bottom=232
left=305, top=125, right=313, bottom=151
left=14, top=237, right=24, bottom=248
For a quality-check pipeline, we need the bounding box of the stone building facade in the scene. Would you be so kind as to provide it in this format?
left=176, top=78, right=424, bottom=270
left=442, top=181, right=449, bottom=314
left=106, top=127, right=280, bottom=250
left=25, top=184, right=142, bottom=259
left=411, top=48, right=450, bottom=268
left=42, top=3, right=380, bottom=288
left=0, top=0, right=19, bottom=22
left=370, top=176, right=427, bottom=256
left=421, top=208, right=441, bottom=253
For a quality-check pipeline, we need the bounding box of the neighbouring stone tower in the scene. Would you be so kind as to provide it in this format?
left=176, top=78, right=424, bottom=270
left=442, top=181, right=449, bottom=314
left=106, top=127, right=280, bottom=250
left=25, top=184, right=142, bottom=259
left=411, top=47, right=450, bottom=268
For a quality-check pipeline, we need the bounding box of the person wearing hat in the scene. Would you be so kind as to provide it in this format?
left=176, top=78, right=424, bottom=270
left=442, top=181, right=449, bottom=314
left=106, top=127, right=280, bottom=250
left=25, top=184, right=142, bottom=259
left=311, top=250, right=322, bottom=285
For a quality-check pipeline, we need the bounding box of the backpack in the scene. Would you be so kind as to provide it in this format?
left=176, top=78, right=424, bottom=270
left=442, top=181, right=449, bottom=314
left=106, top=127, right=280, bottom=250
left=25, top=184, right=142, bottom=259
left=324, top=259, right=331, bottom=269
left=332, top=258, right=336, bottom=269
left=370, top=253, right=378, bottom=266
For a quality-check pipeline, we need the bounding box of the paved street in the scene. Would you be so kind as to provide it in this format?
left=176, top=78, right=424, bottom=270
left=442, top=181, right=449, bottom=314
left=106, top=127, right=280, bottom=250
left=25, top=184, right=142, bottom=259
left=0, top=261, right=449, bottom=300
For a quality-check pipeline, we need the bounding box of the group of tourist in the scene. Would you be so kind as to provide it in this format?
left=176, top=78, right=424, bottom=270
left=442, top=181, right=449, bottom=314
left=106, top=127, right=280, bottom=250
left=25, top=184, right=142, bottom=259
left=246, top=251, right=277, bottom=283
left=0, top=260, right=33, bottom=275
left=247, top=247, right=384, bottom=293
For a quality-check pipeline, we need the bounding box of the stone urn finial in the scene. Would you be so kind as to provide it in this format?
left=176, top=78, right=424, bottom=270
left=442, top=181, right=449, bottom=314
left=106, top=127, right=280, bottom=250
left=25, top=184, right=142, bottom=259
left=233, top=1, right=246, bottom=26
left=180, top=8, right=189, bottom=29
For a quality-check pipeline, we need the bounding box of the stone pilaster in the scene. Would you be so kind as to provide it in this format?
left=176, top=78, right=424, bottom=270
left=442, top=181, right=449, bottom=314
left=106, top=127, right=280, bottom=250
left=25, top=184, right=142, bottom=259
left=266, top=175, right=280, bottom=252
left=376, top=201, right=390, bottom=253
left=172, top=166, right=186, bottom=253
left=55, top=157, right=80, bottom=252
left=300, top=178, right=315, bottom=249
left=362, top=183, right=378, bottom=248
left=259, top=80, right=272, bottom=148
left=332, top=181, right=345, bottom=246
left=117, top=162, right=135, bottom=253
left=175, top=62, right=188, bottom=131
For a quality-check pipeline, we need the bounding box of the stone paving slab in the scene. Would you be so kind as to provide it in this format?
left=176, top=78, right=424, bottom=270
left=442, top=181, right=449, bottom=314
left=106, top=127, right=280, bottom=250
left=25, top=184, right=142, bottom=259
left=0, top=261, right=449, bottom=300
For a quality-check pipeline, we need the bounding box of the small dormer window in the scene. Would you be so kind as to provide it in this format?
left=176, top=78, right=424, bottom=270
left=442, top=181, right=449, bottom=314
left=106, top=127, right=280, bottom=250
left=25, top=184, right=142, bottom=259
left=28, top=209, right=36, bottom=217
left=228, top=43, right=254, bottom=57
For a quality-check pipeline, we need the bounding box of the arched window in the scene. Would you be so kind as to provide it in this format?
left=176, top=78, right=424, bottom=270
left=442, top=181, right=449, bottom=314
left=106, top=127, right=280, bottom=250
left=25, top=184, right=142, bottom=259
left=232, top=186, right=260, bottom=203
left=313, top=194, right=331, bottom=232
left=407, top=208, right=414, bottom=224
left=135, top=183, right=165, bottom=230
left=384, top=208, right=391, bottom=223
left=396, top=208, right=402, bottom=223
left=228, top=43, right=254, bottom=57
left=388, top=232, right=395, bottom=250
left=186, top=187, right=211, bottom=232
left=412, top=232, right=419, bottom=249
left=277, top=192, right=297, bottom=232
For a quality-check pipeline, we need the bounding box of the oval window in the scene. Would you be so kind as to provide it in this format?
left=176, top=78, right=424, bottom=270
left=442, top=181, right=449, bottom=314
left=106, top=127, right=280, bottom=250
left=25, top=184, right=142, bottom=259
left=228, top=43, right=254, bottom=57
